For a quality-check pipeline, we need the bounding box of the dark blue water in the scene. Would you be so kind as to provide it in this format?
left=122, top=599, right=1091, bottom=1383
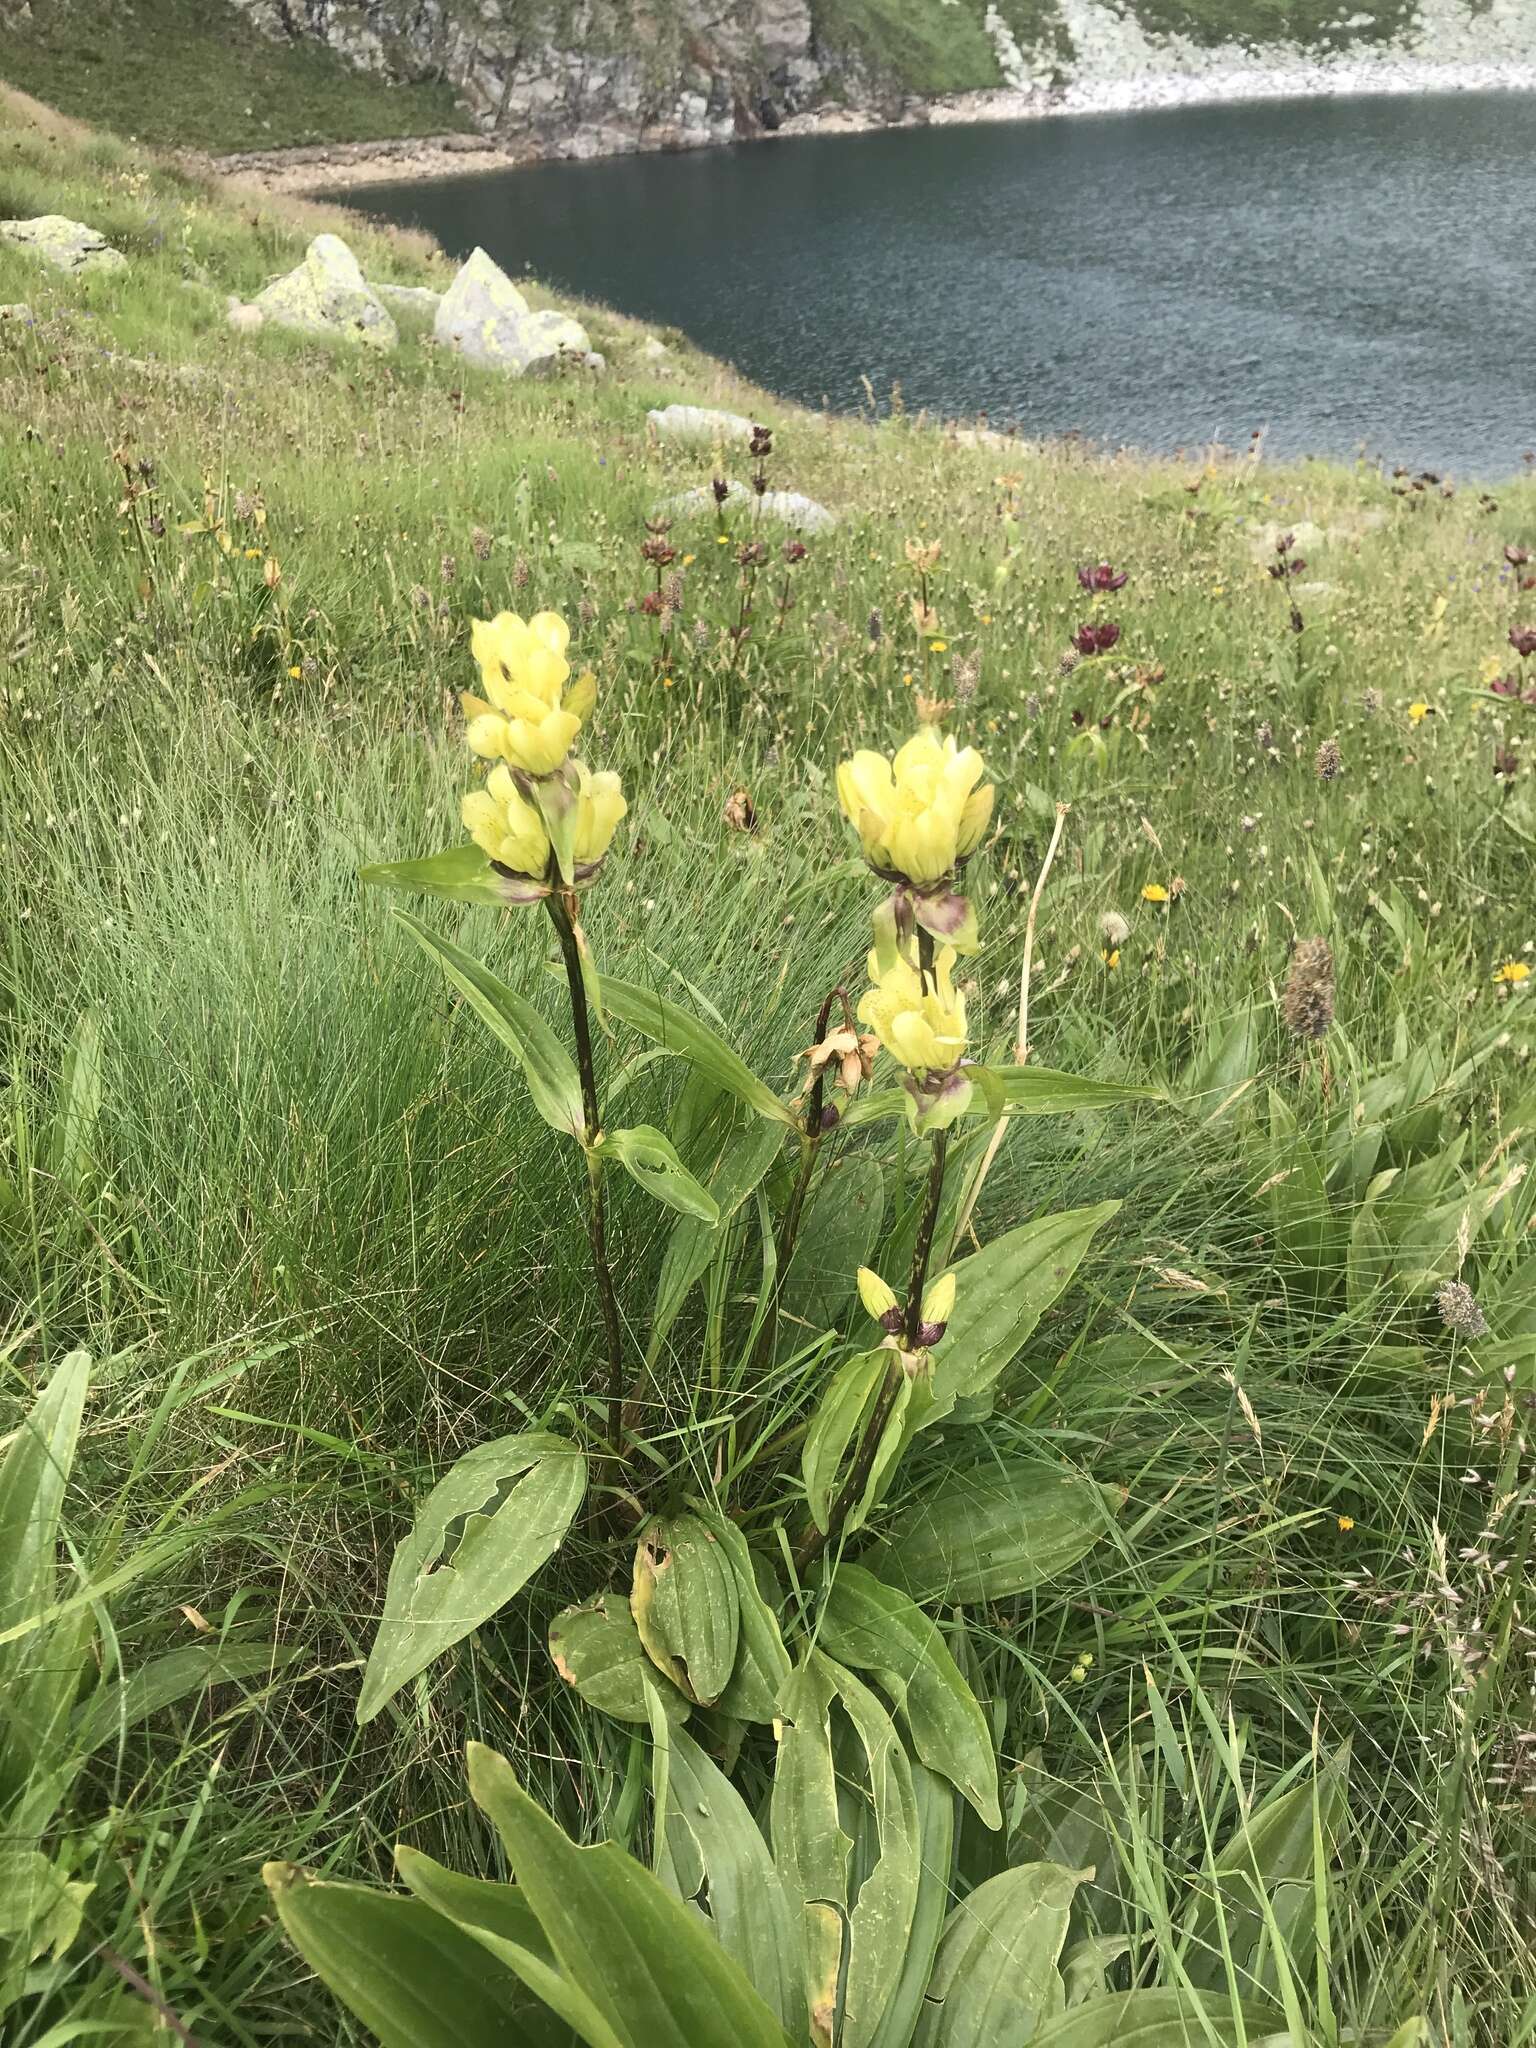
left=346, top=92, right=1536, bottom=476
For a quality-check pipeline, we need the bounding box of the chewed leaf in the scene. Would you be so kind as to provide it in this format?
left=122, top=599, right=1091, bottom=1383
left=599, top=1124, right=721, bottom=1223
left=548, top=1592, right=690, bottom=1726
left=358, top=1433, right=586, bottom=1723
left=631, top=1512, right=740, bottom=1705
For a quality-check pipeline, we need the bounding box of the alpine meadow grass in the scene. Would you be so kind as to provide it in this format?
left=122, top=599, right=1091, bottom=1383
left=3, top=79, right=1536, bottom=2046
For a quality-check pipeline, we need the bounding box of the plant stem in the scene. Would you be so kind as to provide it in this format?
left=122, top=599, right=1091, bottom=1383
left=546, top=889, right=625, bottom=1459
left=793, top=1126, right=948, bottom=1574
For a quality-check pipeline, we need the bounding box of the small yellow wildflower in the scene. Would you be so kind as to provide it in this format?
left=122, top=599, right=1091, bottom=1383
left=1102, top=948, right=1120, bottom=970
left=681, top=553, right=696, bottom=566
left=1337, top=1514, right=1355, bottom=1532
left=1493, top=960, right=1531, bottom=984
left=930, top=639, right=948, bottom=654
left=1408, top=701, right=1430, bottom=723
left=243, top=547, right=262, bottom=560
left=661, top=675, right=674, bottom=689
left=1142, top=883, right=1170, bottom=904
left=287, top=664, right=302, bottom=680
left=717, top=534, right=730, bottom=546
left=980, top=613, right=992, bottom=625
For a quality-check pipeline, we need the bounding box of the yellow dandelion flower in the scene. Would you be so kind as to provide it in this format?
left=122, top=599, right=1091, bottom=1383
left=682, top=553, right=696, bottom=566
left=930, top=639, right=948, bottom=653
left=1408, top=701, right=1430, bottom=722
left=1142, top=883, right=1170, bottom=904
left=287, top=664, right=302, bottom=679
left=1493, top=960, right=1531, bottom=984
left=1337, top=1514, right=1355, bottom=1532
left=1102, top=948, right=1120, bottom=970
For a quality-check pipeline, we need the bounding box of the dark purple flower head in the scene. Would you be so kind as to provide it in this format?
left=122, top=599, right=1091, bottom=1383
left=738, top=539, right=769, bottom=569
left=711, top=476, right=730, bottom=505
left=1506, top=544, right=1532, bottom=567
left=1491, top=673, right=1520, bottom=698
left=918, top=1317, right=948, bottom=1348
left=748, top=424, right=774, bottom=458
left=640, top=534, right=677, bottom=567
left=1269, top=556, right=1307, bottom=579
left=1073, top=620, right=1122, bottom=657
left=782, top=537, right=808, bottom=564
left=1275, top=531, right=1296, bottom=554
left=1511, top=626, right=1536, bottom=659
left=639, top=590, right=665, bottom=616
left=1076, top=561, right=1127, bottom=593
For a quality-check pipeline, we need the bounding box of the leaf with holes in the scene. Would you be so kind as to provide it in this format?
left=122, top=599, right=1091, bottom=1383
left=357, top=1434, right=586, bottom=1724
left=548, top=1593, right=691, bottom=1726
left=631, top=1512, right=740, bottom=1706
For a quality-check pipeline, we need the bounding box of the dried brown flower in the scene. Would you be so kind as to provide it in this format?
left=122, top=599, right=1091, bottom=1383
left=1283, top=937, right=1335, bottom=1040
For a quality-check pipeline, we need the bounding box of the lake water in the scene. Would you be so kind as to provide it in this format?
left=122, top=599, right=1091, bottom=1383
left=347, top=92, right=1536, bottom=477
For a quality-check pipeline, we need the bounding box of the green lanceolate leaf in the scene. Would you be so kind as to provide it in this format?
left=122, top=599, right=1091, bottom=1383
left=914, top=1861, right=1082, bottom=2047
left=1181, top=1001, right=1262, bottom=1121
left=392, top=1849, right=583, bottom=2048
left=361, top=841, right=541, bottom=909
left=0, top=1350, right=89, bottom=1690
left=597, top=1124, right=720, bottom=1223
left=819, top=1564, right=999, bottom=1828
left=548, top=1593, right=691, bottom=1726
left=866, top=1763, right=957, bottom=2048
left=631, top=1512, right=741, bottom=1706
left=867, top=1458, right=1120, bottom=1606
left=652, top=1719, right=806, bottom=2037
left=1025, top=1989, right=1292, bottom=2047
left=690, top=1504, right=791, bottom=1723
left=802, top=1350, right=888, bottom=1534
left=358, top=1433, right=586, bottom=1724
left=263, top=1863, right=535, bottom=2048
left=468, top=1742, right=794, bottom=2048
left=1184, top=1746, right=1351, bottom=1992
left=70, top=1641, right=294, bottom=1757
left=933, top=1202, right=1120, bottom=1411
left=649, top=1102, right=784, bottom=1361
left=822, top=1658, right=922, bottom=2048
left=394, top=909, right=585, bottom=1140
left=781, top=1154, right=886, bottom=1332
left=772, top=1655, right=853, bottom=2048
left=982, top=1068, right=1158, bottom=1116
left=597, top=974, right=794, bottom=1126
left=46, top=1011, right=102, bottom=1193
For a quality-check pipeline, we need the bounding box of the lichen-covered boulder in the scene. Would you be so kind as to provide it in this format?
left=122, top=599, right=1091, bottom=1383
left=659, top=480, right=837, bottom=533
left=648, top=403, right=755, bottom=443
left=254, top=234, right=397, bottom=350
left=434, top=247, right=589, bottom=374
left=0, top=216, right=126, bottom=275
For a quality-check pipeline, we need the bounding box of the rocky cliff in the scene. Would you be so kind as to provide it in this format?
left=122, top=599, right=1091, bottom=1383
left=224, top=0, right=1536, bottom=160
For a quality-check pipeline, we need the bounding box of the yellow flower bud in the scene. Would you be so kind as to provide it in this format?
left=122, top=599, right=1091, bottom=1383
left=836, top=728, right=993, bottom=887
left=857, top=945, right=967, bottom=1074
left=571, top=761, right=628, bottom=871
left=857, top=1267, right=899, bottom=1324
left=461, top=764, right=550, bottom=880
left=467, top=609, right=589, bottom=776
left=921, top=1271, right=956, bottom=1328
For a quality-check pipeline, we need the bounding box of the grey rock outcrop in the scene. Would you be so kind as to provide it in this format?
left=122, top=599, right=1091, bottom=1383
left=254, top=234, right=397, bottom=348
left=648, top=404, right=755, bottom=443
left=433, top=247, right=589, bottom=373
left=372, top=280, right=443, bottom=317
left=0, top=216, right=126, bottom=275
left=660, top=479, right=837, bottom=532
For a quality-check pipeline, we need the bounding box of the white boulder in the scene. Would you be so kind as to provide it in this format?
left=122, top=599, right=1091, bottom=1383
left=647, top=404, right=756, bottom=443
left=434, top=247, right=589, bottom=375
left=254, top=234, right=397, bottom=350
left=0, top=215, right=126, bottom=275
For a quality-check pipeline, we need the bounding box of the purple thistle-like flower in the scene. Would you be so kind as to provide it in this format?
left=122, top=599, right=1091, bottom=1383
left=1076, top=562, right=1128, bottom=593
left=1073, top=620, right=1122, bottom=656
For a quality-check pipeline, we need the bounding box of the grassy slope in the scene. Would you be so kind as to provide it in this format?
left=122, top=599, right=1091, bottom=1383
left=0, top=0, right=468, bottom=151
left=3, top=86, right=1536, bottom=2043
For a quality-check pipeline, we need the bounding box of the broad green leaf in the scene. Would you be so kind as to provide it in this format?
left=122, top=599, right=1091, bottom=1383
left=361, top=841, right=536, bottom=909
left=70, top=1641, right=293, bottom=1756
left=358, top=1434, right=586, bottom=1724
left=392, top=1848, right=582, bottom=2048
left=597, top=974, right=794, bottom=1126
left=598, top=1125, right=719, bottom=1224
left=1180, top=1001, right=1262, bottom=1121
left=263, top=1862, right=535, bottom=2048
left=631, top=1512, right=740, bottom=1706
left=1025, top=1988, right=1293, bottom=2046
left=866, top=1763, right=957, bottom=2048
left=468, top=1741, right=794, bottom=2048
left=395, top=909, right=584, bottom=1140
left=984, top=1067, right=1158, bottom=1116
left=548, top=1593, right=691, bottom=1726
left=1061, top=1934, right=1133, bottom=2005
left=0, top=1351, right=89, bottom=1691
left=649, top=1100, right=784, bottom=1361
left=819, top=1565, right=999, bottom=1828
left=933, top=1203, right=1120, bottom=1411
left=771, top=1655, right=853, bottom=2046
left=781, top=1155, right=886, bottom=1332
left=1263, top=1092, right=1342, bottom=1300
left=690, top=1504, right=791, bottom=1724
left=914, top=1861, right=1083, bottom=2046
left=822, top=1658, right=921, bottom=2048
left=1184, top=1747, right=1350, bottom=1993
left=802, top=1351, right=887, bottom=1534
left=867, top=1459, right=1119, bottom=1606
left=652, top=1717, right=806, bottom=2035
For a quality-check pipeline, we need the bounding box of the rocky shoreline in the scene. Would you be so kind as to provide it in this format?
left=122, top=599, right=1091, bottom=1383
left=217, top=55, right=1536, bottom=195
